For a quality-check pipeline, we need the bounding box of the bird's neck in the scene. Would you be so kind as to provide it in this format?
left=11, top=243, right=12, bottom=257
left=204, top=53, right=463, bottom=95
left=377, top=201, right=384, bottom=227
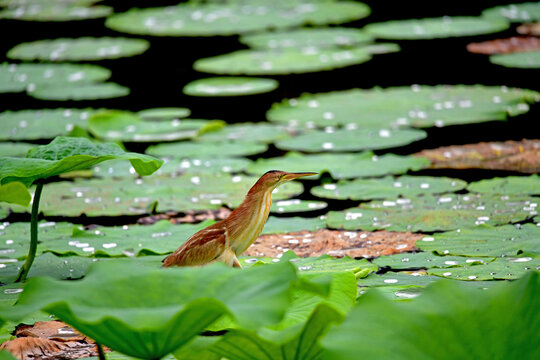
left=226, top=185, right=274, bottom=254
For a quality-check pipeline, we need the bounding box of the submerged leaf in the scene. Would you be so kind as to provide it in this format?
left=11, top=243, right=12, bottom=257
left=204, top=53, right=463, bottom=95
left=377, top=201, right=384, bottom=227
left=415, top=139, right=540, bottom=173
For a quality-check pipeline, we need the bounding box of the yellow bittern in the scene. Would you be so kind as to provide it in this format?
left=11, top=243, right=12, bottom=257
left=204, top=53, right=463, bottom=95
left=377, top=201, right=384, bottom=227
left=162, top=170, right=317, bottom=268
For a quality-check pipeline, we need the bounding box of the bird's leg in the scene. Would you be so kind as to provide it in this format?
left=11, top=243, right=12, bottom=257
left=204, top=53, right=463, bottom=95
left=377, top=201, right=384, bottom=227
left=232, top=255, right=242, bottom=269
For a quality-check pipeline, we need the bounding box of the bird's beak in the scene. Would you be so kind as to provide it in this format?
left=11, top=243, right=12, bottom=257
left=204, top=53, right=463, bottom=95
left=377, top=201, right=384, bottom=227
left=281, top=172, right=318, bottom=182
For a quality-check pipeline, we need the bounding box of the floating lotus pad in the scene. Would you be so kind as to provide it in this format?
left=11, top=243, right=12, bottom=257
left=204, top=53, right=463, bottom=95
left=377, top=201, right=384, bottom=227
left=490, top=51, right=540, bottom=68
left=87, top=110, right=223, bottom=143
left=137, top=107, right=191, bottom=121
left=357, top=272, right=441, bottom=288
left=0, top=0, right=101, bottom=5
left=365, top=16, right=509, bottom=40
left=194, top=45, right=397, bottom=75
left=0, top=63, right=111, bottom=93
left=428, top=256, right=540, bottom=280
left=247, top=152, right=429, bottom=179
left=417, top=224, right=540, bottom=257
left=93, top=157, right=252, bottom=178
left=271, top=199, right=327, bottom=213
left=0, top=253, right=93, bottom=283
left=327, top=193, right=537, bottom=232
left=483, top=2, right=540, bottom=22
left=105, top=2, right=370, bottom=37
left=312, top=175, right=467, bottom=200
left=373, top=251, right=496, bottom=270
left=0, top=4, right=112, bottom=21
left=183, top=77, right=279, bottom=96
left=0, top=109, right=95, bottom=141
left=240, top=27, right=373, bottom=49
left=467, top=175, right=540, bottom=195
left=147, top=141, right=267, bottom=158
left=196, top=123, right=293, bottom=144
left=12, top=173, right=305, bottom=217
left=7, top=37, right=150, bottom=62
left=40, top=220, right=211, bottom=257
left=275, top=128, right=427, bottom=152
left=262, top=216, right=326, bottom=234
left=266, top=85, right=539, bottom=129
left=0, top=142, right=34, bottom=157
left=28, top=82, right=129, bottom=101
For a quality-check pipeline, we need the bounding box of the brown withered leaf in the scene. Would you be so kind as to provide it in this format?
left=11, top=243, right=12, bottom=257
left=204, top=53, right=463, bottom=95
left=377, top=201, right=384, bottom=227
left=137, top=208, right=231, bottom=225
left=467, top=36, right=540, bottom=54
left=517, top=23, right=540, bottom=36
left=2, top=321, right=108, bottom=360
left=246, top=229, right=423, bottom=259
left=414, top=139, right=540, bottom=173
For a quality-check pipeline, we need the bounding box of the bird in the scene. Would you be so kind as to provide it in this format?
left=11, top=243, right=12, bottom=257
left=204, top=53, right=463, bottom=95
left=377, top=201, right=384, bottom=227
left=162, top=170, right=317, bottom=268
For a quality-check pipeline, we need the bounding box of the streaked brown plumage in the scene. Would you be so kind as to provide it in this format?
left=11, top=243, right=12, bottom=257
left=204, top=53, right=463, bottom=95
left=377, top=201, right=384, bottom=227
left=162, top=170, right=317, bottom=268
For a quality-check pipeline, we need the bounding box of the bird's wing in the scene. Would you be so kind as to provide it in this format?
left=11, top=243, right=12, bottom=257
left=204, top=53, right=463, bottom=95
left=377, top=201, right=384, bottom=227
left=162, top=225, right=227, bottom=267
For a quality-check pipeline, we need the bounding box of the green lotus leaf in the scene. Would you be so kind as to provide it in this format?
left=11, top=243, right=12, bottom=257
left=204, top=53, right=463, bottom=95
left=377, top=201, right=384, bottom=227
left=7, top=37, right=149, bottom=62
left=0, top=62, right=111, bottom=94
left=87, top=110, right=223, bottom=142
left=322, top=272, right=540, bottom=360
left=282, top=252, right=377, bottom=277
left=374, top=251, right=496, bottom=270
left=240, top=27, right=373, bottom=49
left=194, top=47, right=374, bottom=75
left=490, top=51, right=540, bottom=69
left=0, top=142, right=34, bottom=157
left=183, top=77, right=278, bottom=97
left=40, top=220, right=212, bottom=257
left=105, top=2, right=370, bottom=37
left=93, top=157, right=252, bottom=178
left=28, top=82, right=129, bottom=101
left=0, top=4, right=112, bottom=21
left=137, top=107, right=191, bottom=121
left=365, top=16, right=509, bottom=40
left=357, top=271, right=441, bottom=288
left=275, top=128, right=426, bottom=152
left=262, top=216, right=326, bottom=234
left=248, top=152, right=429, bottom=179
left=0, top=182, right=30, bottom=207
left=0, top=252, right=93, bottom=283
left=0, top=261, right=300, bottom=359
left=467, top=174, right=540, bottom=195
left=483, top=2, right=540, bottom=22
left=428, top=256, right=540, bottom=281
left=266, top=85, right=539, bottom=129
left=312, top=175, right=467, bottom=200
left=147, top=141, right=267, bottom=158
left=328, top=193, right=537, bottom=232
left=0, top=109, right=97, bottom=141
left=0, top=350, right=16, bottom=360
left=271, top=199, right=327, bottom=214
left=0, top=136, right=163, bottom=187
left=196, top=123, right=293, bottom=144
left=8, top=173, right=303, bottom=217
left=417, top=224, right=540, bottom=257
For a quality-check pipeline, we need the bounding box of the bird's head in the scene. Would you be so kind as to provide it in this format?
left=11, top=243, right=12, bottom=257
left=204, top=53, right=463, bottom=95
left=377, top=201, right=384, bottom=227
left=256, top=170, right=318, bottom=190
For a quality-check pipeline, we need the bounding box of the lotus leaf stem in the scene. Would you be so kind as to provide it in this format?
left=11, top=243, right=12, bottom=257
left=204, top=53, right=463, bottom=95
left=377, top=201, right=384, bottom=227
left=15, top=182, right=43, bottom=282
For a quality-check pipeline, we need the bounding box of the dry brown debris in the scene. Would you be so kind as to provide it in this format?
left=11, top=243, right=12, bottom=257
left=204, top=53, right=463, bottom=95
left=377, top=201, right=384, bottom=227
left=137, top=208, right=231, bottom=225
left=517, top=23, right=540, bottom=36
left=245, top=229, right=423, bottom=259
left=467, top=36, right=540, bottom=54
left=1, top=320, right=107, bottom=360
left=414, top=139, right=540, bottom=173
